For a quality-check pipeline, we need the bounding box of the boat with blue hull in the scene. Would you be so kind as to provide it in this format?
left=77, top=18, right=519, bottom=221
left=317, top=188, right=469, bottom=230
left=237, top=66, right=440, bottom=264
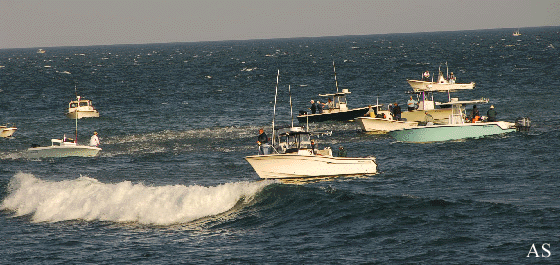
left=389, top=121, right=515, bottom=143
left=388, top=99, right=518, bottom=143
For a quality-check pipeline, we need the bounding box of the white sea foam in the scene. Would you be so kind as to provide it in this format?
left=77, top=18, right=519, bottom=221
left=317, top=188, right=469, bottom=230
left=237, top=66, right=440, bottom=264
left=1, top=172, right=272, bottom=225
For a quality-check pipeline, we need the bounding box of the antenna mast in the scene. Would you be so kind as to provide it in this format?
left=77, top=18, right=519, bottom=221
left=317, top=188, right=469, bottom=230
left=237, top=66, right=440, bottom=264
left=289, top=85, right=294, bottom=127
left=333, top=61, right=339, bottom=93
left=271, top=70, right=279, bottom=147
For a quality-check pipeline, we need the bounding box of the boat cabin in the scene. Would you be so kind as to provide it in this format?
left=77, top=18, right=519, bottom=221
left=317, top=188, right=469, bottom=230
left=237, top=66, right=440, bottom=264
left=274, top=126, right=332, bottom=156
left=68, top=96, right=95, bottom=111
left=319, top=89, right=351, bottom=112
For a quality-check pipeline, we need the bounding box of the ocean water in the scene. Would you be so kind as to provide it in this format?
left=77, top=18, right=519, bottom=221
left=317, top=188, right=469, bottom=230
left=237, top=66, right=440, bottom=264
left=1, top=27, right=559, bottom=264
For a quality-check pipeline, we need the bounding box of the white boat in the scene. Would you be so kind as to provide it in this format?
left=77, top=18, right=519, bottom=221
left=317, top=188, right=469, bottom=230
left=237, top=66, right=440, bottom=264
left=26, top=137, right=101, bottom=158
left=65, top=95, right=100, bottom=119
left=26, top=109, right=101, bottom=158
left=389, top=99, right=518, bottom=143
left=0, top=124, right=17, bottom=137
left=245, top=70, right=377, bottom=179
left=513, top=29, right=521, bottom=36
left=407, top=64, right=475, bottom=92
left=246, top=126, right=377, bottom=179
left=355, top=105, right=418, bottom=133
left=37, top=49, right=46, bottom=54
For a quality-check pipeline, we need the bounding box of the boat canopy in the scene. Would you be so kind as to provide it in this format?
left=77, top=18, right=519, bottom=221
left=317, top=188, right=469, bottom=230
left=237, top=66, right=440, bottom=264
left=319, top=91, right=351, bottom=97
left=436, top=98, right=489, bottom=106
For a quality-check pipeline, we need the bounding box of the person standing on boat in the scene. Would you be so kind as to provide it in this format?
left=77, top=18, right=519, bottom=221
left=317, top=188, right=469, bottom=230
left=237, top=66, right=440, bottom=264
left=470, top=105, right=481, bottom=122
left=326, top=98, right=334, bottom=112
left=309, top=100, right=317, bottom=114
left=423, top=70, right=430, bottom=81
left=316, top=101, right=323, bottom=114
left=310, top=140, right=316, bottom=155
left=487, top=105, right=497, bottom=122
left=407, top=96, right=418, bottom=111
left=393, top=103, right=402, bottom=121
left=338, top=146, right=347, bottom=157
left=449, top=72, right=456, bottom=84
left=424, top=112, right=434, bottom=125
left=257, top=128, right=270, bottom=155
left=364, top=105, right=377, bottom=117
left=89, top=132, right=100, bottom=147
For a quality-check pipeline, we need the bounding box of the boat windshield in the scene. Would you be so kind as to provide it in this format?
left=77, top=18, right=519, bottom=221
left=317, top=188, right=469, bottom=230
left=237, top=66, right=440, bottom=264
left=79, top=101, right=89, bottom=107
left=70, top=103, right=78, bottom=108
left=278, top=132, right=312, bottom=152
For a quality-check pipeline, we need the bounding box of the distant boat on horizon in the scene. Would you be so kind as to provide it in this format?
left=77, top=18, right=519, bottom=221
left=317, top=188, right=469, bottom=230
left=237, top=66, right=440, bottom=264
left=513, top=29, right=521, bottom=36
left=37, top=49, right=46, bottom=53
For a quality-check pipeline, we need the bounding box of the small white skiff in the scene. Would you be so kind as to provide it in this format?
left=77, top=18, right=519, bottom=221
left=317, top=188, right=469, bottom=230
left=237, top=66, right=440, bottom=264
left=26, top=138, right=101, bottom=158
left=355, top=105, right=418, bottom=133
left=407, top=64, right=475, bottom=92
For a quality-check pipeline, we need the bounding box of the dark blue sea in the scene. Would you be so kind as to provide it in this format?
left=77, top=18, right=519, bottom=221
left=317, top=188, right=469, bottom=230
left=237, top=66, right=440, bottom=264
left=1, top=27, right=559, bottom=264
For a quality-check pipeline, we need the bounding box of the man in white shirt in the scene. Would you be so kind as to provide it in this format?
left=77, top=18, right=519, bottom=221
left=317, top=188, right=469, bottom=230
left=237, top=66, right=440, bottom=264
left=89, top=131, right=100, bottom=146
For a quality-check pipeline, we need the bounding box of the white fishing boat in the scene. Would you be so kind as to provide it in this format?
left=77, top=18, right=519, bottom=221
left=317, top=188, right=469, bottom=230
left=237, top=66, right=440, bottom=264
left=37, top=49, right=46, bottom=54
left=513, top=29, right=521, bottom=36
left=26, top=112, right=101, bottom=158
left=0, top=124, right=17, bottom=137
left=26, top=137, right=101, bottom=158
left=389, top=99, right=519, bottom=143
left=407, top=64, right=475, bottom=92
left=245, top=71, right=377, bottom=179
left=65, top=95, right=100, bottom=119
left=355, top=104, right=418, bottom=133
left=246, top=126, right=377, bottom=179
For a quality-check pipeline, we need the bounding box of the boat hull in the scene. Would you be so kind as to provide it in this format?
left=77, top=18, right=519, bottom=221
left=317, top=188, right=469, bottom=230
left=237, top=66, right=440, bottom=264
left=0, top=127, right=17, bottom=137
left=65, top=110, right=100, bottom=119
left=407, top=80, right=475, bottom=92
left=388, top=122, right=516, bottom=143
left=356, top=117, right=418, bottom=133
left=296, top=107, right=369, bottom=123
left=245, top=154, right=377, bottom=179
left=26, top=145, right=101, bottom=158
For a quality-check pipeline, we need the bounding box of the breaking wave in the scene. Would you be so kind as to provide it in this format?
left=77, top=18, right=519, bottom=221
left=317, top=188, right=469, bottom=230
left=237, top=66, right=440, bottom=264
left=1, top=172, right=273, bottom=225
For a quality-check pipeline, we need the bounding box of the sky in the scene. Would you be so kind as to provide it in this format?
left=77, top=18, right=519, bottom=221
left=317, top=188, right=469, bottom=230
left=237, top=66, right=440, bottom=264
left=1, top=0, right=559, bottom=49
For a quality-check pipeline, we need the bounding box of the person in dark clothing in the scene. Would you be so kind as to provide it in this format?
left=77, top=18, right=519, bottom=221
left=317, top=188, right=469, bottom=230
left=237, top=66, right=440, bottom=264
left=310, top=140, right=316, bottom=154
left=257, top=128, right=270, bottom=155
left=487, top=105, right=497, bottom=122
left=393, top=103, right=402, bottom=121
left=309, top=100, right=317, bottom=114
left=470, top=105, right=481, bottom=122
left=316, top=101, right=323, bottom=114
left=338, top=146, right=347, bottom=157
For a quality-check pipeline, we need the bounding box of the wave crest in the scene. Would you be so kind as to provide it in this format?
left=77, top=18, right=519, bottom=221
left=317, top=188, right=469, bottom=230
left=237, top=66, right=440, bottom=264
left=1, top=172, right=272, bottom=225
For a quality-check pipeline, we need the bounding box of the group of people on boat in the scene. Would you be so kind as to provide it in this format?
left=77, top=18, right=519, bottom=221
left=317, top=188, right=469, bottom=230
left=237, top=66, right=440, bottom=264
left=468, top=105, right=498, bottom=122
left=422, top=69, right=457, bottom=83
left=308, top=98, right=334, bottom=114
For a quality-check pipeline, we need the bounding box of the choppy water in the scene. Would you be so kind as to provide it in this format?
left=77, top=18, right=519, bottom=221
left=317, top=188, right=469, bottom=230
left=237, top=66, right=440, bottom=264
left=1, top=27, right=559, bottom=264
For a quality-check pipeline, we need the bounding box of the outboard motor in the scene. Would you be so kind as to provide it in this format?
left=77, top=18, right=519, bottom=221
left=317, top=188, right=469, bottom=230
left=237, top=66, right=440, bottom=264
left=515, top=117, right=531, bottom=132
